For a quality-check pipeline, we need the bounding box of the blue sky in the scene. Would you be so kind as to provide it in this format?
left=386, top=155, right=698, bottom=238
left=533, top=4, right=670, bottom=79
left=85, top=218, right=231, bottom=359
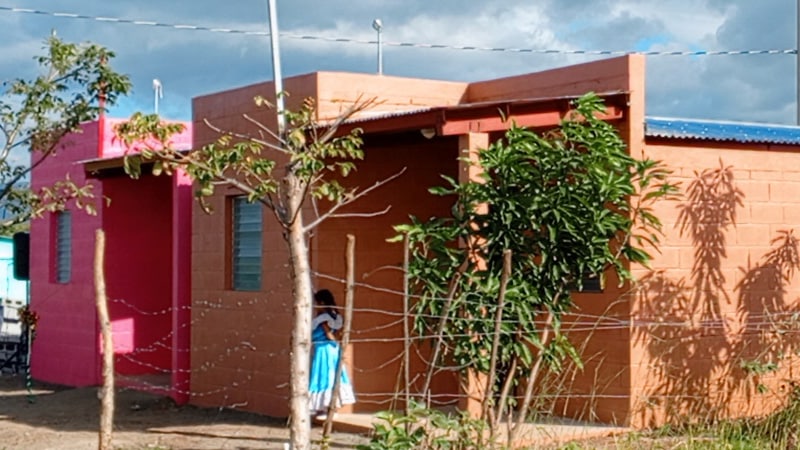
left=0, top=0, right=796, bottom=124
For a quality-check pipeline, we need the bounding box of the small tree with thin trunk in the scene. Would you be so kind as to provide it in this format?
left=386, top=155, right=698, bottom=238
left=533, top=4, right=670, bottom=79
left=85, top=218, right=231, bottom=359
left=393, top=93, right=679, bottom=444
left=7, top=35, right=130, bottom=450
left=116, top=96, right=402, bottom=450
left=2, top=35, right=130, bottom=233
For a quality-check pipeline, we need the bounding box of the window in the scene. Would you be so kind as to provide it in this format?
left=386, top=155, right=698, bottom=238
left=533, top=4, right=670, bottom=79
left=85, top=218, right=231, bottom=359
left=55, top=211, right=71, bottom=283
left=571, top=273, right=604, bottom=293
left=232, top=197, right=262, bottom=291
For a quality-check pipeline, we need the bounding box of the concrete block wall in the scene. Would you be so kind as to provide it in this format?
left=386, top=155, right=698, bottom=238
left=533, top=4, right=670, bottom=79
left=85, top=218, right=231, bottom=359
left=314, top=133, right=462, bottom=413
left=550, top=279, right=634, bottom=425
left=192, top=72, right=468, bottom=133
left=188, top=70, right=468, bottom=417
left=30, top=122, right=103, bottom=387
left=101, top=175, right=174, bottom=378
left=631, top=140, right=800, bottom=427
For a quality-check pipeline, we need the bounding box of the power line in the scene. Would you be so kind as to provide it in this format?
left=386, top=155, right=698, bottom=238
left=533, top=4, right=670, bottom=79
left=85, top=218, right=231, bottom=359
left=0, top=5, right=795, bottom=57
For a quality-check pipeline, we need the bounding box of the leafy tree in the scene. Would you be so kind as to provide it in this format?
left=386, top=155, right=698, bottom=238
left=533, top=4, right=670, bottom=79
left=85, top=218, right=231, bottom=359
left=1, top=35, right=131, bottom=234
left=393, top=93, right=679, bottom=442
left=116, top=96, right=400, bottom=450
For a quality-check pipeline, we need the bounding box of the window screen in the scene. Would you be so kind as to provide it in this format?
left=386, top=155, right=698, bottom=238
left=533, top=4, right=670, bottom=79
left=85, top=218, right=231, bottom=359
left=232, top=197, right=262, bottom=291
left=55, top=211, right=71, bottom=283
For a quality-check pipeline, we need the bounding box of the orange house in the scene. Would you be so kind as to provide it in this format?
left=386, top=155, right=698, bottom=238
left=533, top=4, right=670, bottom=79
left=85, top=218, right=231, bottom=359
left=35, top=54, right=800, bottom=428
left=184, top=53, right=800, bottom=427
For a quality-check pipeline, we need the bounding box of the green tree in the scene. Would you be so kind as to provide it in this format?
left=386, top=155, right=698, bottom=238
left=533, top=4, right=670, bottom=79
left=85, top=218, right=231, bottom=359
left=1, top=34, right=131, bottom=234
left=394, top=93, right=679, bottom=443
left=116, top=96, right=400, bottom=450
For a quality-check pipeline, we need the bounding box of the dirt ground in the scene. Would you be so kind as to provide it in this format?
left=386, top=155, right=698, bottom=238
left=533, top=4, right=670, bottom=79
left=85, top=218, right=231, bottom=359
left=0, top=374, right=368, bottom=450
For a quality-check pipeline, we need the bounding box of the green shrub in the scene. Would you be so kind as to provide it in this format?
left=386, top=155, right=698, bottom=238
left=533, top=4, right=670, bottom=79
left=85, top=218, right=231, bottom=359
left=357, top=401, right=493, bottom=450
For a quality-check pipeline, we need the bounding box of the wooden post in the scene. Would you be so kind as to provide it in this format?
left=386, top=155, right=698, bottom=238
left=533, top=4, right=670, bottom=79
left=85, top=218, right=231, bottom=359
left=402, top=233, right=411, bottom=415
left=322, top=234, right=356, bottom=438
left=95, top=229, right=114, bottom=450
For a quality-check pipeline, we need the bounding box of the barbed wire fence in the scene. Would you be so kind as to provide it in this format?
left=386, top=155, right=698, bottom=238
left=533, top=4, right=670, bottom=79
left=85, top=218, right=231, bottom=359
left=93, top=230, right=800, bottom=444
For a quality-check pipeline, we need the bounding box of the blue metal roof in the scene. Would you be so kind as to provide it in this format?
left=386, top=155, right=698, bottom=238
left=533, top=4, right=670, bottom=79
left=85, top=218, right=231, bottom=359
left=645, top=116, right=800, bottom=145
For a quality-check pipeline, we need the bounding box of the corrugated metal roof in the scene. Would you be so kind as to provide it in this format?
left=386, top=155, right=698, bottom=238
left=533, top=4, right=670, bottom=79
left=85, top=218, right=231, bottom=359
left=340, top=90, right=628, bottom=126
left=340, top=106, right=435, bottom=124
left=645, top=116, right=800, bottom=145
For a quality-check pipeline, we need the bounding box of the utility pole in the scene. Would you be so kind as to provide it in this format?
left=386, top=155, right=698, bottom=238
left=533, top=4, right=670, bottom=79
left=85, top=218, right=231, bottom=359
left=267, top=0, right=286, bottom=134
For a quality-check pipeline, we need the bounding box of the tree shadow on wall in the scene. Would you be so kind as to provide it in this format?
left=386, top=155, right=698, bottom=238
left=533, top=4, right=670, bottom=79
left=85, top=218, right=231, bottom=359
left=735, top=230, right=800, bottom=404
left=635, top=162, right=743, bottom=426
left=676, top=160, right=743, bottom=322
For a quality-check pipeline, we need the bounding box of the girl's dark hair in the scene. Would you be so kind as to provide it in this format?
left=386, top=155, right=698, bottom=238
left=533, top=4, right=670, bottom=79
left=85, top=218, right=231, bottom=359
left=314, top=289, right=338, bottom=317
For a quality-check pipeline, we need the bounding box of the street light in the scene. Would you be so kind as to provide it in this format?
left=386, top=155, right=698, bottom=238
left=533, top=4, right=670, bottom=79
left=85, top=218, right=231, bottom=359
left=372, top=18, right=383, bottom=75
left=152, top=79, right=163, bottom=115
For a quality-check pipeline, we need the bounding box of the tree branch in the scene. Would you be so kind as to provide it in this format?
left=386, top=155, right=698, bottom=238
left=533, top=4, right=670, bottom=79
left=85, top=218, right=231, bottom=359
left=242, top=113, right=286, bottom=147
left=315, top=97, right=374, bottom=145
left=0, top=137, right=63, bottom=206
left=172, top=152, right=287, bottom=227
left=325, top=205, right=392, bottom=220
left=203, top=118, right=290, bottom=155
left=302, top=167, right=406, bottom=232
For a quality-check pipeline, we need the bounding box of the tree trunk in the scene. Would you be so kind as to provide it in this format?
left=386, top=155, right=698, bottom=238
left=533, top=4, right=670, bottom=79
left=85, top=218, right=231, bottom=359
left=94, top=229, right=114, bottom=450
left=287, top=174, right=313, bottom=450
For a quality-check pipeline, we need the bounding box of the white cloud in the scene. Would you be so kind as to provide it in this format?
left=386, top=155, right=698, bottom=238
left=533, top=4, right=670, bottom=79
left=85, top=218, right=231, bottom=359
left=0, top=0, right=793, bottom=124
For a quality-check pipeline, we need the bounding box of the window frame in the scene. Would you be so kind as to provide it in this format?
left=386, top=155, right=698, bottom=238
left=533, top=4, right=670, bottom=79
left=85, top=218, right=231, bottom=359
left=230, top=196, right=263, bottom=291
left=54, top=210, right=72, bottom=284
left=571, top=272, right=604, bottom=293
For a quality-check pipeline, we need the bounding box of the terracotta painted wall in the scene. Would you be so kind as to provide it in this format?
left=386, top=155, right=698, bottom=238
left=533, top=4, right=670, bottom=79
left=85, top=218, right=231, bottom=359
left=547, top=279, right=633, bottom=425
left=314, top=133, right=462, bottom=413
left=30, top=122, right=103, bottom=386
left=189, top=189, right=293, bottom=415
left=466, top=55, right=642, bottom=103
left=187, top=132, right=462, bottom=416
left=314, top=72, right=467, bottom=119
left=192, top=71, right=468, bottom=131
left=186, top=57, right=649, bottom=419
left=631, top=140, right=800, bottom=427
left=190, top=86, right=296, bottom=415
left=535, top=55, right=647, bottom=426
left=189, top=72, right=469, bottom=416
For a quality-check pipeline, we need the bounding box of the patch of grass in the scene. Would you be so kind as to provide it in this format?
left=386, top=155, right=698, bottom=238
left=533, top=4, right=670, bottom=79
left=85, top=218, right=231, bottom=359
left=558, top=389, right=800, bottom=450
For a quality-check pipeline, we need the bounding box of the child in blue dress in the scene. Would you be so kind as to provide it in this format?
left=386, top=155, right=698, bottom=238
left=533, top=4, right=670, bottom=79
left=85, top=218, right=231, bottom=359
left=309, top=289, right=355, bottom=416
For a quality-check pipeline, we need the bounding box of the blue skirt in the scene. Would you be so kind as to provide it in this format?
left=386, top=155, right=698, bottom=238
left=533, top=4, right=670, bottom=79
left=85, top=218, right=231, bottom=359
left=309, top=341, right=356, bottom=411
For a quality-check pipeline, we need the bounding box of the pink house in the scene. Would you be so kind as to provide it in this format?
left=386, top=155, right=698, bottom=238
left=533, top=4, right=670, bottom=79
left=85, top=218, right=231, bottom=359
left=29, top=117, right=193, bottom=402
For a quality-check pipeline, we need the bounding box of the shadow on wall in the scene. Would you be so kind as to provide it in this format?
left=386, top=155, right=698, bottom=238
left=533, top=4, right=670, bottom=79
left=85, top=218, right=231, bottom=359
left=735, top=230, right=800, bottom=402
left=634, top=161, right=800, bottom=426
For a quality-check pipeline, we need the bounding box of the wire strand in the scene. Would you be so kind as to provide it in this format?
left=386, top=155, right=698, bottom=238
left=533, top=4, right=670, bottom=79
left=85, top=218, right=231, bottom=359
left=0, top=5, right=795, bottom=57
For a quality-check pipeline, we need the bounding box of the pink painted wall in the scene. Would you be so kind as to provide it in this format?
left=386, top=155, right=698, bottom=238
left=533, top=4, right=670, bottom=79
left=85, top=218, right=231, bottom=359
left=30, top=121, right=103, bottom=386
left=30, top=118, right=193, bottom=399
left=102, top=174, right=173, bottom=377
left=100, top=118, right=192, bottom=159
left=171, top=169, right=193, bottom=402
